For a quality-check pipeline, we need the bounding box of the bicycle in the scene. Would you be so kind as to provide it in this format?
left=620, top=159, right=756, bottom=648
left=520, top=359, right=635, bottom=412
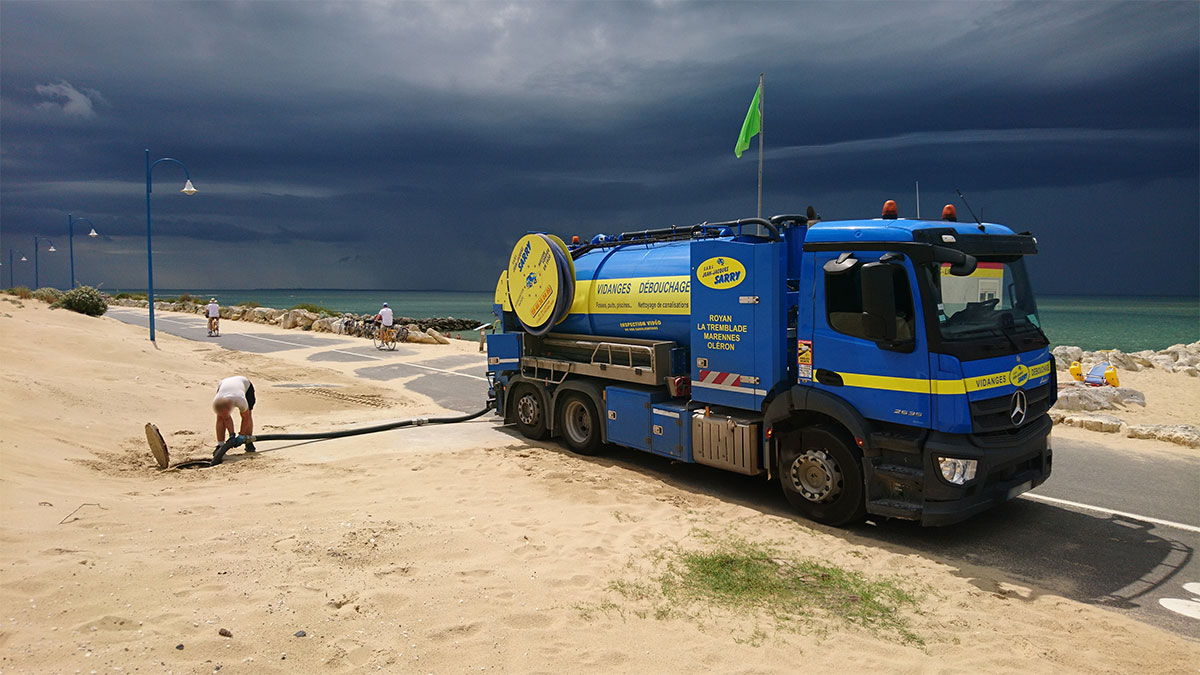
left=207, top=316, right=220, bottom=337
left=372, top=324, right=408, bottom=351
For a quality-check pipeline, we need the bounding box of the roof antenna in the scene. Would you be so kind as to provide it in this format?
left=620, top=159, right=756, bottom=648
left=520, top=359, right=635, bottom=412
left=955, top=189, right=985, bottom=232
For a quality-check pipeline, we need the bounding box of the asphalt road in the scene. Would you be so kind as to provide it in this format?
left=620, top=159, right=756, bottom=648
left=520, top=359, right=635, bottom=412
left=107, top=308, right=1199, bottom=637
left=107, top=309, right=490, bottom=412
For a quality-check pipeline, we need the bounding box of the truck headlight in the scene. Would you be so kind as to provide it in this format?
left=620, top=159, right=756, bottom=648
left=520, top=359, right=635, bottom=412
left=937, top=457, right=978, bottom=485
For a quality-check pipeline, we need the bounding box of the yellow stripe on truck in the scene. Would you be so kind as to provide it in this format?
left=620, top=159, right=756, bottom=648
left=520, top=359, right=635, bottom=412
left=833, top=360, right=1051, bottom=396
left=838, top=372, right=942, bottom=394
left=569, top=277, right=692, bottom=316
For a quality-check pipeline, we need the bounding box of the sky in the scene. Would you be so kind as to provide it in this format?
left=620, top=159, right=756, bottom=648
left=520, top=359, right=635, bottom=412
left=1, top=0, right=1197, bottom=296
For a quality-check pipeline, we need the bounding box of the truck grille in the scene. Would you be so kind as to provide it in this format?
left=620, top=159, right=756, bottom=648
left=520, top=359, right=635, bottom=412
left=969, top=382, right=1052, bottom=434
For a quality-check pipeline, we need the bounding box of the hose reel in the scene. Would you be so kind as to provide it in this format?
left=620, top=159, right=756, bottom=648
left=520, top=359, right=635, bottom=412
left=504, top=233, right=575, bottom=336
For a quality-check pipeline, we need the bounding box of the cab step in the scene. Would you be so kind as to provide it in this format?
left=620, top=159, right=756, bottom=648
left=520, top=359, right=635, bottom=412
left=869, top=429, right=926, bottom=454
left=872, top=462, right=924, bottom=483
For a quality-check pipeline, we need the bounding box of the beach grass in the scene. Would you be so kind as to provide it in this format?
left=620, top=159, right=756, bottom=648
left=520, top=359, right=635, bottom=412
left=591, top=532, right=924, bottom=646
left=288, top=302, right=338, bottom=316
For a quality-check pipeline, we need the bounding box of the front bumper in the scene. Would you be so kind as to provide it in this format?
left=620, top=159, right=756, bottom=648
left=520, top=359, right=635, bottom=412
left=866, top=414, right=1053, bottom=526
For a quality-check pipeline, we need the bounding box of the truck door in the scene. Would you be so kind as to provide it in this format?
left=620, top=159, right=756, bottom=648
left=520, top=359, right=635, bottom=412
left=811, top=253, right=932, bottom=428
left=690, top=238, right=785, bottom=411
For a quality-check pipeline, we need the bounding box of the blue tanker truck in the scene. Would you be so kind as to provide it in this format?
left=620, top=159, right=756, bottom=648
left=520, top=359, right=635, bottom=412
left=486, top=203, right=1054, bottom=526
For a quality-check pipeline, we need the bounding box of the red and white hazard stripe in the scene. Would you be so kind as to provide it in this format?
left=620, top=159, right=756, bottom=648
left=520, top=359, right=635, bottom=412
left=694, top=369, right=766, bottom=396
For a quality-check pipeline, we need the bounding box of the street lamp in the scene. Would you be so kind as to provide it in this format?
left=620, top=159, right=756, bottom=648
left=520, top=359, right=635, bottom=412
left=33, top=237, right=57, bottom=289
left=7, top=250, right=28, bottom=288
left=67, top=214, right=101, bottom=288
left=145, top=149, right=198, bottom=341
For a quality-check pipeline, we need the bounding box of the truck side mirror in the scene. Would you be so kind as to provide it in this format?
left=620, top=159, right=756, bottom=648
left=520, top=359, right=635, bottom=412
left=930, top=245, right=978, bottom=276
left=861, top=262, right=898, bottom=342
left=948, top=256, right=977, bottom=276
left=823, top=252, right=858, bottom=274
left=946, top=252, right=978, bottom=276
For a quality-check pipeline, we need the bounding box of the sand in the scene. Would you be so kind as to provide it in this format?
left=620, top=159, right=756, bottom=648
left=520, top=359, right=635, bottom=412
left=1077, top=367, right=1200, bottom=429
left=1, top=299, right=1197, bottom=673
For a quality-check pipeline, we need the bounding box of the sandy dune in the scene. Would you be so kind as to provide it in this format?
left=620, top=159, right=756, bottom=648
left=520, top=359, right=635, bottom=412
left=1, top=299, right=1196, bottom=673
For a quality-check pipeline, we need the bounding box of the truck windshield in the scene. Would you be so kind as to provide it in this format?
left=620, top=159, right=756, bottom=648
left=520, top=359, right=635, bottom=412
left=923, top=256, right=1044, bottom=343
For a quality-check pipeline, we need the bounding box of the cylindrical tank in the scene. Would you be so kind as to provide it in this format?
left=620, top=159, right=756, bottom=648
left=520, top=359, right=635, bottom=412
left=553, top=240, right=693, bottom=343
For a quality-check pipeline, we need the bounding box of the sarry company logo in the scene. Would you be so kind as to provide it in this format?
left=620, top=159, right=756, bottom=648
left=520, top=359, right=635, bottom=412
left=516, top=240, right=532, bottom=272
left=696, top=256, right=747, bottom=290
left=1009, top=364, right=1030, bottom=388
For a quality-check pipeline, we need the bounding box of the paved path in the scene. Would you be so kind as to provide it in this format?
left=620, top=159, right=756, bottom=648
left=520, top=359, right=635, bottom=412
left=106, top=308, right=1198, bottom=636
left=107, top=308, right=489, bottom=412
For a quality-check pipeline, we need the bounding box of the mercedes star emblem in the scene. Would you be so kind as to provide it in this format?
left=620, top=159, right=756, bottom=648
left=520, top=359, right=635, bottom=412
left=1010, top=390, right=1028, bottom=426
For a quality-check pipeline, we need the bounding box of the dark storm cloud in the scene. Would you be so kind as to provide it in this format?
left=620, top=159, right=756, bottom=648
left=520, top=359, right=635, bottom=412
left=1, top=0, right=1196, bottom=295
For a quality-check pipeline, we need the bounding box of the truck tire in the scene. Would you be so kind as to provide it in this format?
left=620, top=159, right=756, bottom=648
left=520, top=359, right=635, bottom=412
left=557, top=392, right=603, bottom=455
left=778, top=425, right=866, bottom=526
left=512, top=383, right=550, bottom=440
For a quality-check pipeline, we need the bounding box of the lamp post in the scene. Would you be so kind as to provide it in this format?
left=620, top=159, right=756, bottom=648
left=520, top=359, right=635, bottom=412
left=33, top=237, right=57, bottom=289
left=145, top=149, right=198, bottom=341
left=68, top=214, right=100, bottom=288
left=8, top=250, right=27, bottom=288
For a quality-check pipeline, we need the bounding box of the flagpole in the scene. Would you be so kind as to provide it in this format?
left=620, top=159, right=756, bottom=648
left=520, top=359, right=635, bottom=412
left=756, top=72, right=764, bottom=219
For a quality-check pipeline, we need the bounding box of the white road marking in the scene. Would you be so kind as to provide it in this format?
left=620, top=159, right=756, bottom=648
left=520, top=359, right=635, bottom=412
left=357, top=357, right=487, bottom=381
left=1022, top=493, right=1200, bottom=534
left=1158, top=582, right=1200, bottom=620
left=115, top=311, right=487, bottom=381
left=1158, top=597, right=1200, bottom=620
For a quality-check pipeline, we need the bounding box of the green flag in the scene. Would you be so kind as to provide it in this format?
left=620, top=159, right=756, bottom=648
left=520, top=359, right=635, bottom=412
left=734, top=83, right=762, bottom=158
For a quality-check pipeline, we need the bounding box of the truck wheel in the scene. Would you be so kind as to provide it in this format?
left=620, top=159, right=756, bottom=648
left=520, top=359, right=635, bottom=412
left=558, top=393, right=603, bottom=455
left=512, top=384, right=549, bottom=440
left=778, top=426, right=866, bottom=526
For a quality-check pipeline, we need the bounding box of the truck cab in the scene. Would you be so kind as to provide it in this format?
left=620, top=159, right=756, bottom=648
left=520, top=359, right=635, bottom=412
left=487, top=206, right=1054, bottom=527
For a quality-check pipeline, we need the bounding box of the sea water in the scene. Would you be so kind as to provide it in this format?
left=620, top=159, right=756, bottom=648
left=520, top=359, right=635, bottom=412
left=1035, top=296, right=1197, bottom=352
left=152, top=289, right=1197, bottom=352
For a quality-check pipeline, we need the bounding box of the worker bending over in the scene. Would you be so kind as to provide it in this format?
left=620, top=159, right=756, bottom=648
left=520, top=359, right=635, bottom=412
left=212, top=375, right=256, bottom=453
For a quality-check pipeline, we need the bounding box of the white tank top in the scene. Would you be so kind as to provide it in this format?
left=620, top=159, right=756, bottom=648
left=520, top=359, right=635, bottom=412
left=213, top=376, right=251, bottom=412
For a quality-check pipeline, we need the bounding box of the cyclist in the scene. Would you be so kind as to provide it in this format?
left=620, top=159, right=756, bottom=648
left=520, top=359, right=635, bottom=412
left=374, top=302, right=394, bottom=333
left=212, top=375, right=256, bottom=453
left=205, top=298, right=220, bottom=335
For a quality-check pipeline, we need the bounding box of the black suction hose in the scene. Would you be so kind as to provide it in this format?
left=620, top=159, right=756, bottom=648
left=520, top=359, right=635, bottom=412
left=209, top=404, right=494, bottom=466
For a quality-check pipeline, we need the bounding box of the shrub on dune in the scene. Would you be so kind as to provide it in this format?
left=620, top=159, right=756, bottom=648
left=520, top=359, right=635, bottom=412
left=5, top=286, right=33, bottom=299
left=289, top=302, right=336, bottom=316
left=57, top=285, right=108, bottom=317
left=33, top=287, right=64, bottom=303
